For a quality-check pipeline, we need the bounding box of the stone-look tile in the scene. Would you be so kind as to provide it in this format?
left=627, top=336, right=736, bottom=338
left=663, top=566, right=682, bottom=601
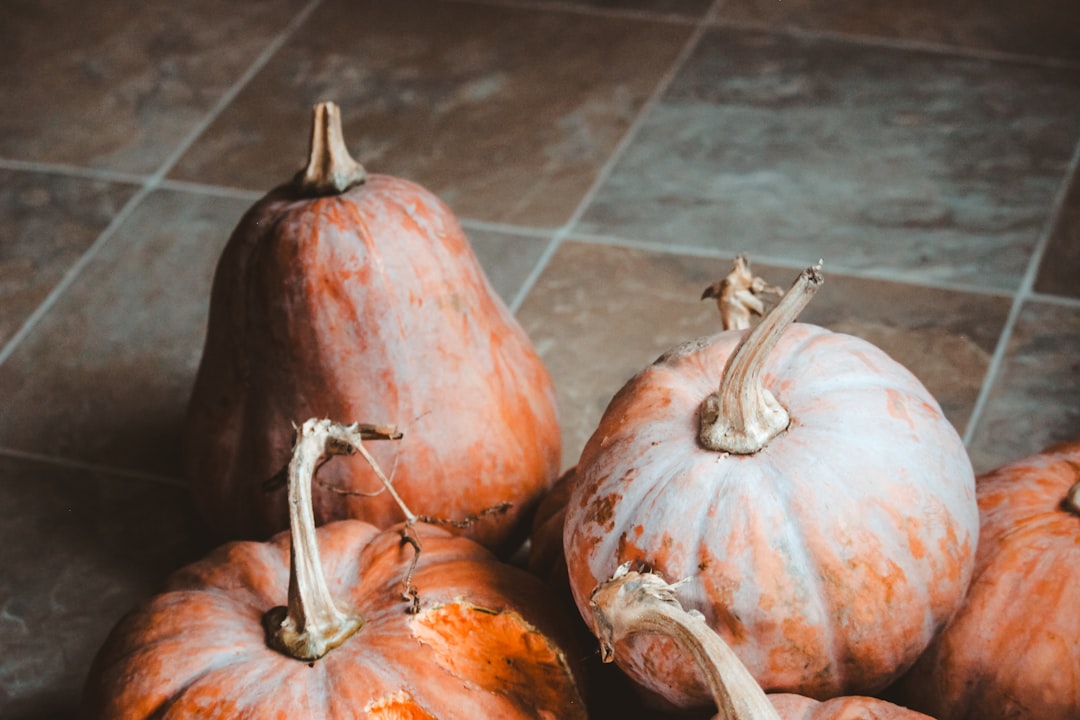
left=488, top=0, right=712, bottom=19
left=0, top=170, right=136, bottom=347
left=517, top=242, right=1009, bottom=469
left=467, top=227, right=553, bottom=303
left=0, top=190, right=243, bottom=478
left=1035, top=170, right=1080, bottom=300
left=0, top=456, right=209, bottom=719
left=169, top=0, right=690, bottom=226
left=715, top=0, right=1080, bottom=62
left=0, top=0, right=307, bottom=173
left=576, top=28, right=1080, bottom=291
left=966, top=300, right=1080, bottom=474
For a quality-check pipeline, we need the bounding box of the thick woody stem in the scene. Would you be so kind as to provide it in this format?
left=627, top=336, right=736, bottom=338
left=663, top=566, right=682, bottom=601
left=263, top=418, right=400, bottom=661
left=293, top=101, right=367, bottom=196
left=698, top=263, right=823, bottom=454
left=590, top=565, right=781, bottom=720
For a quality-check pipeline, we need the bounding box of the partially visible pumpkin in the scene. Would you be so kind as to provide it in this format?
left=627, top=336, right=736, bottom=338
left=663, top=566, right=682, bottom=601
left=84, top=419, right=586, bottom=719
left=564, top=264, right=978, bottom=708
left=590, top=565, right=935, bottom=720
left=184, top=101, right=560, bottom=555
left=888, top=439, right=1080, bottom=720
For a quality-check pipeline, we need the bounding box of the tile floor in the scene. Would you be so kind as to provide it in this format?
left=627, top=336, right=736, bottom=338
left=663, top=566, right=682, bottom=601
left=2, top=0, right=1079, bottom=716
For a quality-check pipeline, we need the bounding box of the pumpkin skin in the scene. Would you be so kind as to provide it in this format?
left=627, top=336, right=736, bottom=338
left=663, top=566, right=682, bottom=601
left=888, top=439, right=1080, bottom=720
left=564, top=276, right=978, bottom=708
left=184, top=104, right=560, bottom=554
left=768, top=694, right=933, bottom=720
left=82, top=519, right=588, bottom=719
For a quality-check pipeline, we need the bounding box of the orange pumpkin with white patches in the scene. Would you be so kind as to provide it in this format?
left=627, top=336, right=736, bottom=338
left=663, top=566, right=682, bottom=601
left=184, top=102, right=560, bottom=555
left=888, top=439, right=1080, bottom=720
left=563, top=264, right=978, bottom=710
left=85, top=420, right=586, bottom=719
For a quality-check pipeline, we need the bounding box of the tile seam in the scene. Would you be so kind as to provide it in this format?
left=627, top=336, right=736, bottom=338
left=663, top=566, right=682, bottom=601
left=440, top=0, right=701, bottom=25
left=508, top=0, right=724, bottom=314
left=961, top=136, right=1080, bottom=447
left=0, top=0, right=323, bottom=373
left=0, top=447, right=186, bottom=488
left=0, top=158, right=148, bottom=186
left=708, top=18, right=1080, bottom=71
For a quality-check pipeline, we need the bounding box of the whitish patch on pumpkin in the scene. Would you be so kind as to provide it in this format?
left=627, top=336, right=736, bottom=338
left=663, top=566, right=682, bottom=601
left=410, top=602, right=585, bottom=717
left=364, top=689, right=437, bottom=720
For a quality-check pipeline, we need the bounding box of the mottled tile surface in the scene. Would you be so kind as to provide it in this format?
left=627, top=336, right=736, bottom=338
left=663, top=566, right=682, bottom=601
left=169, top=0, right=691, bottom=226
left=966, top=300, right=1080, bottom=473
left=0, top=190, right=241, bottom=478
left=1035, top=171, right=1080, bottom=300
left=466, top=227, right=553, bottom=303
left=0, top=0, right=307, bottom=174
left=576, top=28, right=1080, bottom=290
left=0, top=171, right=136, bottom=347
left=518, top=242, right=1006, bottom=468
left=491, top=0, right=712, bottom=19
left=715, top=0, right=1080, bottom=61
left=0, top=456, right=207, bottom=719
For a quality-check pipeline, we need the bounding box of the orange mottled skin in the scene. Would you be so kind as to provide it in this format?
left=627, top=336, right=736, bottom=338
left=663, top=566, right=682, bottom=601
left=185, top=174, right=561, bottom=554
left=889, top=439, right=1080, bottom=720
left=83, top=521, right=587, bottom=719
left=563, top=323, right=978, bottom=709
left=768, top=693, right=933, bottom=719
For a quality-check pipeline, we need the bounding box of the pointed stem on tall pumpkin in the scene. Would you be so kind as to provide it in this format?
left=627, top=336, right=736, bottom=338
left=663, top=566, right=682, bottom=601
left=698, top=263, right=823, bottom=454
left=263, top=418, right=401, bottom=661
left=590, top=565, right=782, bottom=720
left=293, top=101, right=367, bottom=196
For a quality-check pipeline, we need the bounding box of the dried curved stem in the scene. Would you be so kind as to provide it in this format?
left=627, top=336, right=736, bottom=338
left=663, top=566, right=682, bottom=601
left=293, top=101, right=367, bottom=196
left=590, top=565, right=781, bottom=720
left=698, top=263, right=822, bottom=454
left=263, top=418, right=400, bottom=661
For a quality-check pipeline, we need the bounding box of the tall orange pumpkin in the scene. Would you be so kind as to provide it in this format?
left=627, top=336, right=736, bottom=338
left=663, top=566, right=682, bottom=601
left=84, top=419, right=587, bottom=719
left=564, top=264, right=978, bottom=709
left=184, top=102, right=560, bottom=554
left=889, top=438, right=1080, bottom=720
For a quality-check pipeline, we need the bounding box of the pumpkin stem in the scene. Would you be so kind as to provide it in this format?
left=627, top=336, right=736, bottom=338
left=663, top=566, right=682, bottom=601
left=590, top=565, right=782, bottom=720
left=698, top=262, right=823, bottom=454
left=293, top=101, right=367, bottom=196
left=263, top=418, right=400, bottom=661
left=702, top=254, right=783, bottom=332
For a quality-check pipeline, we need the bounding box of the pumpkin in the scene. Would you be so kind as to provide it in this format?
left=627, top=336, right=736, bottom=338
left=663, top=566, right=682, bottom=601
left=84, top=419, right=586, bottom=719
left=887, top=438, right=1080, bottom=720
left=563, top=263, right=978, bottom=709
left=590, top=565, right=935, bottom=720
left=184, top=101, right=561, bottom=555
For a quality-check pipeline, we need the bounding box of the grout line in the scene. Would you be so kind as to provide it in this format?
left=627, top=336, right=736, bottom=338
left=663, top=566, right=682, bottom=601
left=0, top=447, right=186, bottom=488
left=961, top=138, right=1080, bottom=447
left=0, top=158, right=148, bottom=186
left=508, top=0, right=723, bottom=314
left=440, top=0, right=700, bottom=25
left=1028, top=291, right=1080, bottom=309
left=459, top=217, right=558, bottom=240
left=560, top=231, right=1019, bottom=298
left=707, top=18, right=1080, bottom=72
left=0, top=185, right=153, bottom=369
left=157, top=177, right=266, bottom=202
left=0, top=0, right=322, bottom=372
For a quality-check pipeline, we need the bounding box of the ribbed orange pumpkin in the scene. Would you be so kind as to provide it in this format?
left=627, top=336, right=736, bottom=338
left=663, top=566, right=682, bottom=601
left=889, top=438, right=1080, bottom=720
left=564, top=264, right=978, bottom=709
left=84, top=420, right=586, bottom=719
left=184, top=102, right=560, bottom=554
